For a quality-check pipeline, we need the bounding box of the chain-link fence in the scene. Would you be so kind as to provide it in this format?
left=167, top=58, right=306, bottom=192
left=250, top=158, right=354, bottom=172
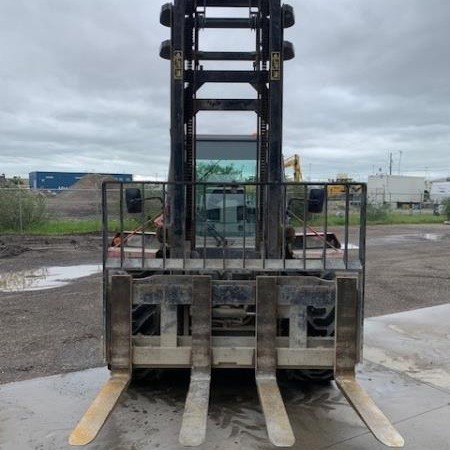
left=0, top=185, right=445, bottom=234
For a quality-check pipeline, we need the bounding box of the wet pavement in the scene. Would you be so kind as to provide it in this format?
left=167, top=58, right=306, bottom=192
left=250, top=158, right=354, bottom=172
left=366, top=230, right=450, bottom=247
left=1, top=304, right=449, bottom=450
left=364, top=303, right=450, bottom=392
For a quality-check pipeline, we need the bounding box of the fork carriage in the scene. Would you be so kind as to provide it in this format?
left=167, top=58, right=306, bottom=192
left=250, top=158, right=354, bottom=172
left=103, top=179, right=367, bottom=375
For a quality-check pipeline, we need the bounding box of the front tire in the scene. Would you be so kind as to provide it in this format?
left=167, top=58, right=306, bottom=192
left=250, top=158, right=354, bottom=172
left=288, top=304, right=335, bottom=382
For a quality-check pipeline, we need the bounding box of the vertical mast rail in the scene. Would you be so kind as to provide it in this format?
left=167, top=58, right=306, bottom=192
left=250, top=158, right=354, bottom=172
left=170, top=0, right=187, bottom=257
left=266, top=0, right=284, bottom=258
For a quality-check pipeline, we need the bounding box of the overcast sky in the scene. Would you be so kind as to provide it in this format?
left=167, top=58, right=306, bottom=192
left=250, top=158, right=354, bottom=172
left=1, top=0, right=449, bottom=181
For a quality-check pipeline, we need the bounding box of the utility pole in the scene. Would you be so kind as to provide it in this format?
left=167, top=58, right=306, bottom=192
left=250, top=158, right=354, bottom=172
left=398, top=151, right=403, bottom=175
left=389, top=152, right=393, bottom=175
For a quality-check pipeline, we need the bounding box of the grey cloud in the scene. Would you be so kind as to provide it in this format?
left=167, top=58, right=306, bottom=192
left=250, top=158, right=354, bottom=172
left=1, top=0, right=449, bottom=181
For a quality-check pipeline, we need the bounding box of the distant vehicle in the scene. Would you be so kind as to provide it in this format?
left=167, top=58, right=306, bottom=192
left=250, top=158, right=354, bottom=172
left=433, top=204, right=446, bottom=216
left=430, top=181, right=450, bottom=203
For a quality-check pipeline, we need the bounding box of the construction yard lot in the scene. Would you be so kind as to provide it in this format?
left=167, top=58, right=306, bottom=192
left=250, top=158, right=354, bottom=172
left=0, top=223, right=449, bottom=385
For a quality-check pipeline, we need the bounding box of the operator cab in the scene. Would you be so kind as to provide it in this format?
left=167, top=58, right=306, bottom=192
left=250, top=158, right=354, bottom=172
left=195, top=135, right=257, bottom=243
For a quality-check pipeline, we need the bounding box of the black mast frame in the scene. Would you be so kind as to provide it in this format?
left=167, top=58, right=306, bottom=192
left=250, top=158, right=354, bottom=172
left=161, top=0, right=295, bottom=256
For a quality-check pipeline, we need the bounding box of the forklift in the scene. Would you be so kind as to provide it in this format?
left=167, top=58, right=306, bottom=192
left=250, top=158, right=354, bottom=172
left=70, top=1, right=404, bottom=447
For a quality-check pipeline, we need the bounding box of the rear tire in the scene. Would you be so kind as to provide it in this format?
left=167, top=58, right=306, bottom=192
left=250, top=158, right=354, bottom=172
left=307, top=305, right=335, bottom=337
left=132, top=304, right=160, bottom=335
left=285, top=369, right=334, bottom=383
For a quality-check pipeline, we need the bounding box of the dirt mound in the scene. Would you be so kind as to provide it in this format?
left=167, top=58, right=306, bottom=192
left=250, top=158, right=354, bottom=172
left=46, top=174, right=118, bottom=218
left=72, top=174, right=116, bottom=190
left=58, top=174, right=116, bottom=201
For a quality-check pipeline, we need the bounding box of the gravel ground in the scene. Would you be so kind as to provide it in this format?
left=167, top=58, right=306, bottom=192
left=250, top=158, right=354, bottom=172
left=0, top=235, right=103, bottom=384
left=365, top=224, right=450, bottom=316
left=0, top=224, right=449, bottom=384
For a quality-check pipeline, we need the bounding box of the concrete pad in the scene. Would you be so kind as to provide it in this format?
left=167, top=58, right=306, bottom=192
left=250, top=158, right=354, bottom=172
left=284, top=362, right=450, bottom=450
left=1, top=304, right=450, bottom=450
left=365, top=303, right=450, bottom=391
left=327, top=405, right=450, bottom=450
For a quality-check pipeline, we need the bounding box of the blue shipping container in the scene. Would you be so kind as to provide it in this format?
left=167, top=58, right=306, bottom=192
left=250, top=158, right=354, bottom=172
left=29, top=172, right=133, bottom=190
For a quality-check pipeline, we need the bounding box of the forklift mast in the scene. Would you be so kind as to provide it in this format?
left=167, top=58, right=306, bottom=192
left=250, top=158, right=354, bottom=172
left=160, top=0, right=295, bottom=258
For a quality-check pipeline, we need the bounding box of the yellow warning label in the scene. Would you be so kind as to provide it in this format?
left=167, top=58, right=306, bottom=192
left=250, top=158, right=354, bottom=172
left=271, top=52, right=281, bottom=81
left=173, top=50, right=183, bottom=80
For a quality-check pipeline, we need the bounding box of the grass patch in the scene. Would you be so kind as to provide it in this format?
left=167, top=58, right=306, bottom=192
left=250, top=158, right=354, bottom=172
left=0, top=189, right=47, bottom=231
left=0, top=218, right=142, bottom=235
left=0, top=211, right=445, bottom=235
left=368, top=212, right=444, bottom=225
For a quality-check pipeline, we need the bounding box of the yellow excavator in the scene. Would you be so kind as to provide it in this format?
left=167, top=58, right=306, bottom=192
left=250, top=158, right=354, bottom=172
left=283, top=154, right=303, bottom=182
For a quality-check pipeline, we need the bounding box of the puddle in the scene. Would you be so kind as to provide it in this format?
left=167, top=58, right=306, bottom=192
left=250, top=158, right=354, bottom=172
left=369, top=233, right=447, bottom=245
left=0, top=264, right=101, bottom=292
left=421, top=233, right=443, bottom=241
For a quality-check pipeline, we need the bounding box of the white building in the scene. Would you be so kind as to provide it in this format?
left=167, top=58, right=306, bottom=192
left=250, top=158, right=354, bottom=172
left=368, top=174, right=426, bottom=207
